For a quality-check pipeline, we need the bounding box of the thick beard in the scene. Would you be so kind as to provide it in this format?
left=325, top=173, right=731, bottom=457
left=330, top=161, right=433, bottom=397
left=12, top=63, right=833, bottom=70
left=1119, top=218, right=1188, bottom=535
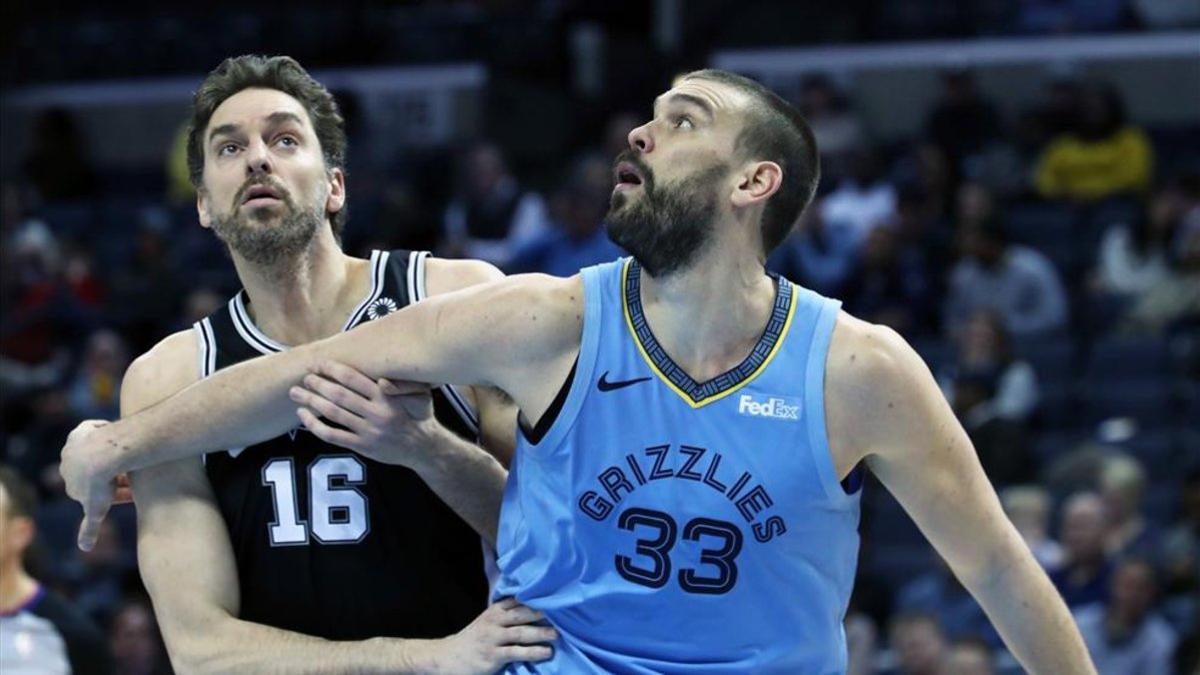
left=210, top=198, right=323, bottom=271
left=605, top=162, right=726, bottom=278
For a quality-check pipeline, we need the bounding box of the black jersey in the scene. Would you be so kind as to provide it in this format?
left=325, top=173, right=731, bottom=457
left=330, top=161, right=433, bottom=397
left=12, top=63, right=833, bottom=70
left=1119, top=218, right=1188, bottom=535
left=195, top=250, right=488, bottom=641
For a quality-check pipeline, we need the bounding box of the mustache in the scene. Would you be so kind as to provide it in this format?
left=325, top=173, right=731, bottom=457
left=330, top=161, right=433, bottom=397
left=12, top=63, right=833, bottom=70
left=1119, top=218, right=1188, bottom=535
left=234, top=178, right=292, bottom=207
left=613, top=150, right=654, bottom=190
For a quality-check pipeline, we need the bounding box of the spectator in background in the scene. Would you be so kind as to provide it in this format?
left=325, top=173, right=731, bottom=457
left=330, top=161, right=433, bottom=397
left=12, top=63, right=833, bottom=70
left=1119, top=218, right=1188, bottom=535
left=20, top=108, right=98, bottom=202
left=925, top=68, right=999, bottom=181
left=1121, top=186, right=1200, bottom=334
left=894, top=556, right=998, bottom=647
left=1050, top=492, right=1115, bottom=609
left=844, top=610, right=879, bottom=675
left=1074, top=558, right=1177, bottom=675
left=510, top=152, right=623, bottom=276
left=1035, top=85, right=1153, bottom=203
left=1100, top=455, right=1162, bottom=560
left=1161, top=470, right=1199, bottom=613
left=108, top=599, right=170, bottom=675
left=940, top=638, right=995, bottom=675
left=768, top=196, right=859, bottom=297
left=944, top=220, right=1068, bottom=338
left=1093, top=180, right=1184, bottom=300
left=0, top=466, right=112, bottom=675
left=821, top=146, right=898, bottom=246
left=67, top=330, right=128, bottom=421
left=841, top=225, right=933, bottom=337
left=886, top=612, right=948, bottom=675
left=1, top=220, right=99, bottom=393
left=178, top=287, right=223, bottom=330
left=943, top=309, right=1040, bottom=423
left=1002, top=485, right=1065, bottom=569
left=441, top=140, right=550, bottom=268
left=799, top=74, right=864, bottom=182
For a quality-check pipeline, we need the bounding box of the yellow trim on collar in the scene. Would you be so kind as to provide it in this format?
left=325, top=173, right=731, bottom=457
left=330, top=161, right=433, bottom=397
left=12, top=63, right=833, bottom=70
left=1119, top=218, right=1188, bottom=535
left=620, top=258, right=797, bottom=409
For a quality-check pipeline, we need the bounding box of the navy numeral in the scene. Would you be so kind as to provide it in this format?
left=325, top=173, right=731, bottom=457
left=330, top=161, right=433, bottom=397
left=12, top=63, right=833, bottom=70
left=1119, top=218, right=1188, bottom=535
left=615, top=508, right=676, bottom=588
left=613, top=508, right=744, bottom=595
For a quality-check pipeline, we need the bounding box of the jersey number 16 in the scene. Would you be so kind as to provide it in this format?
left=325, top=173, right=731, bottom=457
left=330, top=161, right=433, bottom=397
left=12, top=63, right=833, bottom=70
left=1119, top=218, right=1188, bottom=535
left=262, top=456, right=371, bottom=546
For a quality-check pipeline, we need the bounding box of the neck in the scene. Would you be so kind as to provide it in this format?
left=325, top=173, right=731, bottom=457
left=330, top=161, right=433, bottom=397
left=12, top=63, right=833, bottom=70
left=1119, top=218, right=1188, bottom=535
left=230, top=229, right=369, bottom=345
left=638, top=240, right=776, bottom=382
left=0, top=562, right=38, bottom=612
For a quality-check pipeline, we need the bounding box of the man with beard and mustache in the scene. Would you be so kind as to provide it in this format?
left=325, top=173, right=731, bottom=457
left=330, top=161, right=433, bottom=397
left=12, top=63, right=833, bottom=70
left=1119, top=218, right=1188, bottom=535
left=89, top=56, right=555, bottom=673
left=62, top=69, right=1094, bottom=673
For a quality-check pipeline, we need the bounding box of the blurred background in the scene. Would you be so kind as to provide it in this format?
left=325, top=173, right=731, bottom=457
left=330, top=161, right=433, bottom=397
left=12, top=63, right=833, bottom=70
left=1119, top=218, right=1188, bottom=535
left=2, top=1, right=1198, bottom=673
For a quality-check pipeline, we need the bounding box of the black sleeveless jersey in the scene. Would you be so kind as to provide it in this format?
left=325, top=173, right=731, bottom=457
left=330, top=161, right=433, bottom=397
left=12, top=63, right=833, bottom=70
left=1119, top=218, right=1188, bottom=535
left=193, top=249, right=488, bottom=640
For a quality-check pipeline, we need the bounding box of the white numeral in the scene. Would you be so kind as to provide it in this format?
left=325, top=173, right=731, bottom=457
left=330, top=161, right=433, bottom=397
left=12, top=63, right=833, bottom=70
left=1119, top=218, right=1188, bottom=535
left=262, top=456, right=369, bottom=546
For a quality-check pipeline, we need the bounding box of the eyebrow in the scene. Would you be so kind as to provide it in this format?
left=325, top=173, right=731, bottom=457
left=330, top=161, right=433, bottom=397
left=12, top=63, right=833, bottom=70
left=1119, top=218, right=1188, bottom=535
left=208, top=111, right=306, bottom=143
left=655, top=93, right=715, bottom=120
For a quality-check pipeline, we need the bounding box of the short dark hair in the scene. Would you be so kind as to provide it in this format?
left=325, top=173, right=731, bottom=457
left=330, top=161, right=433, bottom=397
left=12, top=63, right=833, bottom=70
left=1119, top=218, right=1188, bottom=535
left=0, top=465, right=37, bottom=520
left=186, top=55, right=348, bottom=236
left=682, top=69, right=821, bottom=256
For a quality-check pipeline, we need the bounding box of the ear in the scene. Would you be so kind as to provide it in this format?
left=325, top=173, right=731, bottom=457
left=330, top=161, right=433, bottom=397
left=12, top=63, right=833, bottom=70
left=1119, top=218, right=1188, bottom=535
left=731, top=161, right=783, bottom=209
left=325, top=167, right=346, bottom=216
left=196, top=188, right=212, bottom=229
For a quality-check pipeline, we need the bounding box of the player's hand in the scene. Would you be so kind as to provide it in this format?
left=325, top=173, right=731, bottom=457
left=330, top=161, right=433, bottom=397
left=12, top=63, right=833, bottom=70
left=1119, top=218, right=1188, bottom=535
left=433, top=597, right=556, bottom=674
left=289, top=360, right=448, bottom=469
left=59, top=420, right=121, bottom=551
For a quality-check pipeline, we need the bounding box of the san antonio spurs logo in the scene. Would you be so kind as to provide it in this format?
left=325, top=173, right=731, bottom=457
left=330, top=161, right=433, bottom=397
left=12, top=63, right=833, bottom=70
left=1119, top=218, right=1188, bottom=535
left=367, top=297, right=399, bottom=320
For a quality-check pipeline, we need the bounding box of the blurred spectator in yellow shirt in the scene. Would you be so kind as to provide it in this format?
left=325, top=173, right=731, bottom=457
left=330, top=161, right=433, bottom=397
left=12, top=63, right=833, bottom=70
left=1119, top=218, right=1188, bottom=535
left=1035, top=86, right=1153, bottom=202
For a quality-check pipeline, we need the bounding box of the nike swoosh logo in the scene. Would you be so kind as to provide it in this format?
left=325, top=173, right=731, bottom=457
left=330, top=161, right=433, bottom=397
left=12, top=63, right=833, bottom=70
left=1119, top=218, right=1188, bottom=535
left=597, top=372, right=651, bottom=392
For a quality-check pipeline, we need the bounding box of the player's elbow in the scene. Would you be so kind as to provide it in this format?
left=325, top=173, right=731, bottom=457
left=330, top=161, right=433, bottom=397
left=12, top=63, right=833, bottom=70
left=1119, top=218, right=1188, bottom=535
left=161, top=613, right=243, bottom=675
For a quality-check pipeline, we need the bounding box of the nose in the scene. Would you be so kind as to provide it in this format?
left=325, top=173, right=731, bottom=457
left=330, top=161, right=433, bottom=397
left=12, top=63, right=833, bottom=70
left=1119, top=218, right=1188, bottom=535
left=244, top=139, right=272, bottom=177
left=627, top=122, right=653, bottom=154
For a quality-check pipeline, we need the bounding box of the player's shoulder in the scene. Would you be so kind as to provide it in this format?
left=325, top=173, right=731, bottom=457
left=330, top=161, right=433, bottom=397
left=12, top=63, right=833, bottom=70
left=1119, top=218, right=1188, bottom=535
left=424, top=256, right=506, bottom=297
left=121, top=329, right=201, bottom=414
left=825, top=311, right=928, bottom=407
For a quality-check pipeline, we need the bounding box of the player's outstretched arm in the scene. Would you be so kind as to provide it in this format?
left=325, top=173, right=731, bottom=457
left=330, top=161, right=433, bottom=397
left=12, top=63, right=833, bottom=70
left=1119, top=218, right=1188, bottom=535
left=825, top=315, right=1096, bottom=675
left=290, top=367, right=510, bottom=546
left=127, top=333, right=553, bottom=675
left=61, top=273, right=582, bottom=549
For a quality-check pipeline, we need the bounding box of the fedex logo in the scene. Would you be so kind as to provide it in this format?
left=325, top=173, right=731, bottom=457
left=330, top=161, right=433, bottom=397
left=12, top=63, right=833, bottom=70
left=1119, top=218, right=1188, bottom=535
left=737, top=394, right=801, bottom=421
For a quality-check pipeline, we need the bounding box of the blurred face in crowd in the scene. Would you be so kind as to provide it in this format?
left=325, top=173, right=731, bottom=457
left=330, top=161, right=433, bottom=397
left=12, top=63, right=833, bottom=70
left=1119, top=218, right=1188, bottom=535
left=891, top=618, right=947, bottom=675
left=959, top=226, right=1004, bottom=268
left=464, top=144, right=507, bottom=200
left=1110, top=560, right=1156, bottom=621
left=960, top=311, right=1004, bottom=367
left=940, top=642, right=994, bottom=675
left=197, top=87, right=345, bottom=267
left=0, top=483, right=34, bottom=572
left=111, top=602, right=158, bottom=674
left=1061, top=493, right=1108, bottom=566
left=608, top=76, right=746, bottom=277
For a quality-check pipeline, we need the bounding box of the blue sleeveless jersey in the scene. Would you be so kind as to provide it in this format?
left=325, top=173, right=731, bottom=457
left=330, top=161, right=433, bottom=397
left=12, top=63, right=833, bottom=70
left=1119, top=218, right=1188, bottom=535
left=496, top=258, right=862, bottom=674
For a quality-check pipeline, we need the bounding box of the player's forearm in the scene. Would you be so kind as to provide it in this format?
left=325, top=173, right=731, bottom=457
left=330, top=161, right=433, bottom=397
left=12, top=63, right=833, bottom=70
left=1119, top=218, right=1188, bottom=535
left=409, top=428, right=507, bottom=547
left=173, top=619, right=444, bottom=675
left=966, top=548, right=1096, bottom=675
left=113, top=346, right=319, bottom=475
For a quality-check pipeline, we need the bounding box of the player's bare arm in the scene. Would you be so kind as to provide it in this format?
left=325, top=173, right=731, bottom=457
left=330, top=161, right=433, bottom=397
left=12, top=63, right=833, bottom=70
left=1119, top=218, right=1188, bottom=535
left=288, top=255, right=518, bottom=546
left=824, top=313, right=1095, bottom=675
left=127, top=331, right=553, bottom=674
left=61, top=272, right=581, bottom=547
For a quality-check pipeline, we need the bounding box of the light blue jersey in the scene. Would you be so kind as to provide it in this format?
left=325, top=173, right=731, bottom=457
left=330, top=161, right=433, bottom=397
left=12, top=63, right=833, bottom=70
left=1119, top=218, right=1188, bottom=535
left=496, top=258, right=862, bottom=674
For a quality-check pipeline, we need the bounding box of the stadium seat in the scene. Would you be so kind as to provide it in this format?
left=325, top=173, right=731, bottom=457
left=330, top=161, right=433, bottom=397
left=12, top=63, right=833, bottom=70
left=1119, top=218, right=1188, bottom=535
left=1081, top=381, right=1175, bottom=429
left=1013, top=335, right=1076, bottom=386
left=1085, top=336, right=1173, bottom=381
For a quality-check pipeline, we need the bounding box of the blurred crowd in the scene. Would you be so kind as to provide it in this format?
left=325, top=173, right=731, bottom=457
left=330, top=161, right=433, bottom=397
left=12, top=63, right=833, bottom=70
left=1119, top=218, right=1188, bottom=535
left=4, top=9, right=1200, bottom=675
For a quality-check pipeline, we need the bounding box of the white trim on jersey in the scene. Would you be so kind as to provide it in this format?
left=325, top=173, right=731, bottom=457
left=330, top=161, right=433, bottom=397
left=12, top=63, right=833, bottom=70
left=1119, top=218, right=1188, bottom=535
left=342, top=250, right=387, bottom=330
left=228, top=251, right=387, bottom=356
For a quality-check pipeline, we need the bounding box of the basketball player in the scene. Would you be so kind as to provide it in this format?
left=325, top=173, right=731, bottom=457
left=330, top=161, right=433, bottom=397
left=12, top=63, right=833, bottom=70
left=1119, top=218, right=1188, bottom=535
left=111, top=56, right=553, bottom=672
left=62, top=69, right=1094, bottom=672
